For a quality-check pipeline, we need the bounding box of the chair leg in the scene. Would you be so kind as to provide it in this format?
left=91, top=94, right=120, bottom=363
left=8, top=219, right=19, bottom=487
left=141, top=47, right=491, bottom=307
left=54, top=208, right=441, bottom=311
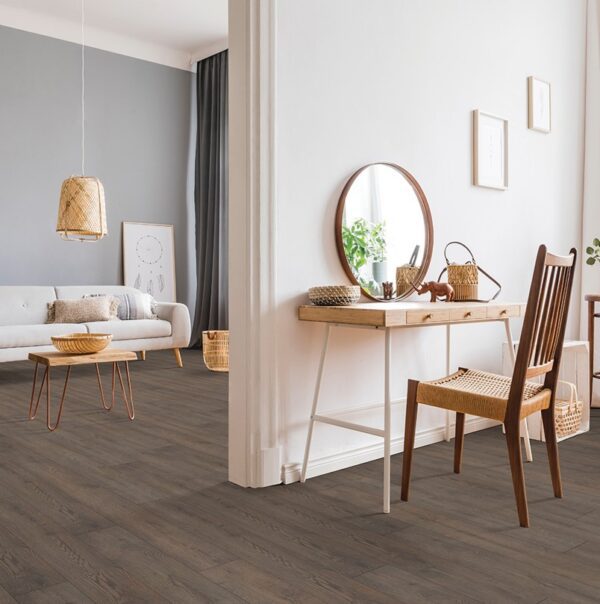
left=172, top=348, right=183, bottom=368
left=541, top=407, right=563, bottom=498
left=505, top=422, right=530, bottom=527
left=401, top=380, right=419, bottom=502
left=454, top=412, right=465, bottom=474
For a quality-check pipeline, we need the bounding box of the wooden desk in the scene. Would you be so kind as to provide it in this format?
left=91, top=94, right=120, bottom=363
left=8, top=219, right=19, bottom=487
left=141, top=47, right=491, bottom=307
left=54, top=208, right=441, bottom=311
left=298, top=300, right=527, bottom=513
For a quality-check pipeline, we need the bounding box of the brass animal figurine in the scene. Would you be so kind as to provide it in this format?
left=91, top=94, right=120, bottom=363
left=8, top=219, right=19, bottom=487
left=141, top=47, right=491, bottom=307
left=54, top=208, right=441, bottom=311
left=415, top=281, right=455, bottom=302
left=382, top=281, right=394, bottom=300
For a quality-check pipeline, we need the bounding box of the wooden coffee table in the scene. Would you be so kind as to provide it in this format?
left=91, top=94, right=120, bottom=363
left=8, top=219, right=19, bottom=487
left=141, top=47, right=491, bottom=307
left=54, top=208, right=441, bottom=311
left=27, top=349, right=137, bottom=431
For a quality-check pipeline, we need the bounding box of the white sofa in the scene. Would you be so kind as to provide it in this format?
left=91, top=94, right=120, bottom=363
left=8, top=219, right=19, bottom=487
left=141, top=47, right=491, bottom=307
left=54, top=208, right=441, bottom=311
left=0, top=286, right=191, bottom=366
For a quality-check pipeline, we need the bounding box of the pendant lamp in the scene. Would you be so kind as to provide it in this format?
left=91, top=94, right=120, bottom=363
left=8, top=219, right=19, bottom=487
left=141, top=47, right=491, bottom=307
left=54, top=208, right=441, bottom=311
left=56, top=0, right=107, bottom=241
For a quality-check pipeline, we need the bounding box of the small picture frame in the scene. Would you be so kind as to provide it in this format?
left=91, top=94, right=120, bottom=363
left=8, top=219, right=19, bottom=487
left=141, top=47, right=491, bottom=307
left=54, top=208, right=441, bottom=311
left=528, top=76, right=551, bottom=133
left=472, top=110, right=509, bottom=190
left=122, top=222, right=177, bottom=302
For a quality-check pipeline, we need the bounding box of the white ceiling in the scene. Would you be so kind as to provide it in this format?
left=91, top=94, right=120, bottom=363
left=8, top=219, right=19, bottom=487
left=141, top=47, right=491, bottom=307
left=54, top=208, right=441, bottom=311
left=0, top=0, right=228, bottom=71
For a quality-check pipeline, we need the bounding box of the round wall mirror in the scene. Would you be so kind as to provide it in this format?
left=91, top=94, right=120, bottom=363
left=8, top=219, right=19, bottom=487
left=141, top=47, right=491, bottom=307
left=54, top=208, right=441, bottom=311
left=335, top=163, right=433, bottom=301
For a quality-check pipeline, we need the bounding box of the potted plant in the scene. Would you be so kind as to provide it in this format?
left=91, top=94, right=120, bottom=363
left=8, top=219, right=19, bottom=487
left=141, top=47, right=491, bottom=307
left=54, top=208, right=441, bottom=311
left=369, top=222, right=388, bottom=284
left=586, top=239, right=600, bottom=265
left=342, top=219, right=387, bottom=286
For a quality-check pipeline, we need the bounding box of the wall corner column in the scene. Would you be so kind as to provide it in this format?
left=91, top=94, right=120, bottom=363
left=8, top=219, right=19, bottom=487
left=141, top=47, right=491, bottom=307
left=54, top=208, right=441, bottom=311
left=228, top=0, right=280, bottom=487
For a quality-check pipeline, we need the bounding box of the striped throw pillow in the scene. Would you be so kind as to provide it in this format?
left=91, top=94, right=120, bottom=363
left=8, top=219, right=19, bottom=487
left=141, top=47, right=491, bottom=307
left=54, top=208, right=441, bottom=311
left=84, top=293, right=157, bottom=320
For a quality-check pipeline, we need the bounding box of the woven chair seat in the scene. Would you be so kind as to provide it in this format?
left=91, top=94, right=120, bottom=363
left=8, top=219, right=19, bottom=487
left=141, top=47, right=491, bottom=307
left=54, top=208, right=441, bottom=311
left=416, top=369, right=551, bottom=422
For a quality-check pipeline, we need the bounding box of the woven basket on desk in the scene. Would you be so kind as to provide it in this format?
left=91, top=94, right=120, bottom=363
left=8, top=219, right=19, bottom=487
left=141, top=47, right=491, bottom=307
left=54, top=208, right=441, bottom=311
left=447, top=263, right=479, bottom=301
left=396, top=265, right=420, bottom=297
left=308, top=285, right=360, bottom=306
left=555, top=381, right=583, bottom=438
left=202, top=331, right=229, bottom=373
left=437, top=241, right=501, bottom=302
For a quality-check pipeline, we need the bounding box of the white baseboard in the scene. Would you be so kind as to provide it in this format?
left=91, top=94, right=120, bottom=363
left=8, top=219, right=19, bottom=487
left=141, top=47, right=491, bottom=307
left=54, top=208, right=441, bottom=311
left=282, top=413, right=498, bottom=484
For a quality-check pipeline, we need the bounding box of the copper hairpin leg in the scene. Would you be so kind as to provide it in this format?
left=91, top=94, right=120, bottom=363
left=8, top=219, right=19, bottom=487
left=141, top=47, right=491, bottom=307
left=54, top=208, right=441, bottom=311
left=28, top=363, right=71, bottom=431
left=96, top=362, right=135, bottom=420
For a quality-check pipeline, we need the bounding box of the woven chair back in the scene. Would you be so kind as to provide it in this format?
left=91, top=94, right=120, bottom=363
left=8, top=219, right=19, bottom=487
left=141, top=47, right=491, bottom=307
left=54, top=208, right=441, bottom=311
left=506, top=245, right=577, bottom=423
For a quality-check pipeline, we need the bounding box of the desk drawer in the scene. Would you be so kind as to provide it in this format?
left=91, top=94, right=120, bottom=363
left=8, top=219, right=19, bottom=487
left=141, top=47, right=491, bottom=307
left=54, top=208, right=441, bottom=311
left=449, top=307, right=487, bottom=322
left=487, top=305, right=520, bottom=319
left=406, top=309, right=451, bottom=325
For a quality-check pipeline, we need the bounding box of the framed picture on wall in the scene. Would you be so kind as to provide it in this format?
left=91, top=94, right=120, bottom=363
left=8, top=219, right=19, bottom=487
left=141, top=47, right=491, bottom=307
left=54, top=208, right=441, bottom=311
left=472, top=110, right=509, bottom=190
left=528, top=76, right=551, bottom=133
left=122, top=222, right=177, bottom=302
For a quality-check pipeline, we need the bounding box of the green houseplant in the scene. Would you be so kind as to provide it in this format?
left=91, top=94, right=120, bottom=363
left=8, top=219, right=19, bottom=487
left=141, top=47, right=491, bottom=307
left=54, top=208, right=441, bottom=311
left=341, top=218, right=387, bottom=287
left=586, top=239, right=600, bottom=265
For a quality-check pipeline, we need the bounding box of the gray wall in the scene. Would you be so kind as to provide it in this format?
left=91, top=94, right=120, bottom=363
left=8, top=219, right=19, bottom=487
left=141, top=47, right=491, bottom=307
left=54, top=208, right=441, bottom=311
left=0, top=25, right=192, bottom=303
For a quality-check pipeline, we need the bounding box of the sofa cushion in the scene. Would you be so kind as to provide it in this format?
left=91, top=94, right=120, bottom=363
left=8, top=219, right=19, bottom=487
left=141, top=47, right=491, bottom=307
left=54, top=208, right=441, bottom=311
left=55, top=285, right=141, bottom=299
left=0, top=324, right=83, bottom=349
left=48, top=297, right=121, bottom=323
left=53, top=298, right=114, bottom=324
left=0, top=286, right=56, bottom=326
left=84, top=293, right=157, bottom=320
left=84, top=319, right=171, bottom=341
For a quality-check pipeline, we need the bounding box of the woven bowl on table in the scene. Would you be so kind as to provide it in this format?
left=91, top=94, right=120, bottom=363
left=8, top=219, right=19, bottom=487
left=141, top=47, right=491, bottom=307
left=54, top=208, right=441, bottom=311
left=51, top=333, right=112, bottom=354
left=308, top=285, right=361, bottom=306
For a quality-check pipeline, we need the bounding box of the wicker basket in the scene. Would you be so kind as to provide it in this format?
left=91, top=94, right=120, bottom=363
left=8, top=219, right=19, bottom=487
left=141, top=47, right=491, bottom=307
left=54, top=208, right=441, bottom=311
left=308, top=285, right=360, bottom=306
left=203, top=330, right=229, bottom=373
left=447, top=263, right=478, bottom=301
left=396, top=265, right=420, bottom=297
left=442, top=242, right=479, bottom=301
left=51, top=333, right=112, bottom=354
left=555, top=381, right=583, bottom=438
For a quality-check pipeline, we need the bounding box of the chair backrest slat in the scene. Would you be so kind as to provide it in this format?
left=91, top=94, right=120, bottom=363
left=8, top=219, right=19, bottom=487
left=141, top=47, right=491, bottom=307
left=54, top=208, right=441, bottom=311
left=529, top=265, right=549, bottom=364
left=539, top=265, right=569, bottom=366
left=551, top=266, right=571, bottom=354
left=506, top=245, right=576, bottom=424
left=537, top=266, right=561, bottom=366
left=531, top=265, right=553, bottom=367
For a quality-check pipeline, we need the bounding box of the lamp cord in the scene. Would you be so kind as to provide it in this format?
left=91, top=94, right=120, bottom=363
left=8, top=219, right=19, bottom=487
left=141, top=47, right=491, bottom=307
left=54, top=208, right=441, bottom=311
left=81, top=0, right=85, bottom=176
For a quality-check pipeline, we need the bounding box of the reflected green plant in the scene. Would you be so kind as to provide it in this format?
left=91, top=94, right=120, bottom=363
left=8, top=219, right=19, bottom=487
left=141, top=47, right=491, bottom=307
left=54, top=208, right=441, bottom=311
left=341, top=218, right=386, bottom=278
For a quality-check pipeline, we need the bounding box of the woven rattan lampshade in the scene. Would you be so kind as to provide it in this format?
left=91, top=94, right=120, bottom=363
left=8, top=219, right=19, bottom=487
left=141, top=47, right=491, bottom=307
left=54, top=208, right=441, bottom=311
left=56, top=176, right=107, bottom=241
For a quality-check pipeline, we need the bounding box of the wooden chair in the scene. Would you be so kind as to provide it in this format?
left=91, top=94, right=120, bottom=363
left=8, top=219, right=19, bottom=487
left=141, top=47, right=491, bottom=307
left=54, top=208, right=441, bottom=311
left=401, top=245, right=577, bottom=527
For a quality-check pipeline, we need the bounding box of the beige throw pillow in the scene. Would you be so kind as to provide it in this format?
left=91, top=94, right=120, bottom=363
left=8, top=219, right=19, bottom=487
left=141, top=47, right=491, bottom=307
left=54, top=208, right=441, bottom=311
left=47, top=296, right=120, bottom=323
left=53, top=297, right=113, bottom=324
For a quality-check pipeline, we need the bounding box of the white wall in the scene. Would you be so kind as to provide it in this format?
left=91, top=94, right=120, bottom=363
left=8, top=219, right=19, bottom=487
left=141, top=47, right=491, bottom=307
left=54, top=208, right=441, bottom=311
left=272, top=0, right=587, bottom=481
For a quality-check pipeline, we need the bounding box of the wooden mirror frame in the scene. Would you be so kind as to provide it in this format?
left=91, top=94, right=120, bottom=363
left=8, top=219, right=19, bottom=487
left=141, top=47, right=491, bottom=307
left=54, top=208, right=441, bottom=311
left=335, top=163, right=434, bottom=302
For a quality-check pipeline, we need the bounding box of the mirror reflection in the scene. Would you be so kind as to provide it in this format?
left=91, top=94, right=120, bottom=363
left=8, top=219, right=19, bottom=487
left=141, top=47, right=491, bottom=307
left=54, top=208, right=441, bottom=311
left=338, top=164, right=432, bottom=300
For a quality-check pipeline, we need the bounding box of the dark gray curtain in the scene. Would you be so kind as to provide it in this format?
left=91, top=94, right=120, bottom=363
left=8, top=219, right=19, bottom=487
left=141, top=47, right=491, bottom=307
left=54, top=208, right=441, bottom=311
left=191, top=50, right=228, bottom=346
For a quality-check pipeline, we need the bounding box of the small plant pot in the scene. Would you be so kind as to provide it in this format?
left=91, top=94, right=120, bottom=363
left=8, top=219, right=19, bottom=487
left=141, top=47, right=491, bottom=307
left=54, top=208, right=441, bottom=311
left=372, top=261, right=388, bottom=284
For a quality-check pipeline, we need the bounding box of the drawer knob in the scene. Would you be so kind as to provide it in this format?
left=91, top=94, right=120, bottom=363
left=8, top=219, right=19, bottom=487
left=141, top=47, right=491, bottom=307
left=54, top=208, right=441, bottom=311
left=425, top=313, right=433, bottom=320
left=464, top=311, right=472, bottom=318
left=500, top=309, right=508, bottom=316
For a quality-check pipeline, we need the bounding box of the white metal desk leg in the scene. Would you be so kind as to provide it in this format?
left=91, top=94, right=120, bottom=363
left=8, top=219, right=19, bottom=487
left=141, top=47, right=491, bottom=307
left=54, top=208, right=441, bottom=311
left=301, top=324, right=331, bottom=482
left=383, top=327, right=391, bottom=513
left=504, top=319, right=533, bottom=462
left=445, top=324, right=452, bottom=442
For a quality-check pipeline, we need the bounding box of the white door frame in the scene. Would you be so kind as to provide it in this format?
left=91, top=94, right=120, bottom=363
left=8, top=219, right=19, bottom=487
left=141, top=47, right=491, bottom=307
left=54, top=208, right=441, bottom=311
left=228, top=0, right=281, bottom=487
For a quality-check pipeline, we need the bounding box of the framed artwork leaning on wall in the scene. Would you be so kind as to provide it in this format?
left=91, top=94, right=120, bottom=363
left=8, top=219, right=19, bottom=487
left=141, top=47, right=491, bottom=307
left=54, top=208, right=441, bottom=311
left=528, top=76, right=551, bottom=133
left=122, top=222, right=177, bottom=302
left=472, top=110, right=509, bottom=190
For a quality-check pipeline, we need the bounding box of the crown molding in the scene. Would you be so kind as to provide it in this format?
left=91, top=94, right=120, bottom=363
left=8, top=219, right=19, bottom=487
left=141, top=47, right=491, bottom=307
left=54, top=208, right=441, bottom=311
left=0, top=4, right=207, bottom=71
left=189, top=38, right=228, bottom=67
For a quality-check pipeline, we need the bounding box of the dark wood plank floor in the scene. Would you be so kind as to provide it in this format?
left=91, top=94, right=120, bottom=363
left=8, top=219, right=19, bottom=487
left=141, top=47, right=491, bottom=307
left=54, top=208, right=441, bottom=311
left=1, top=350, right=600, bottom=602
